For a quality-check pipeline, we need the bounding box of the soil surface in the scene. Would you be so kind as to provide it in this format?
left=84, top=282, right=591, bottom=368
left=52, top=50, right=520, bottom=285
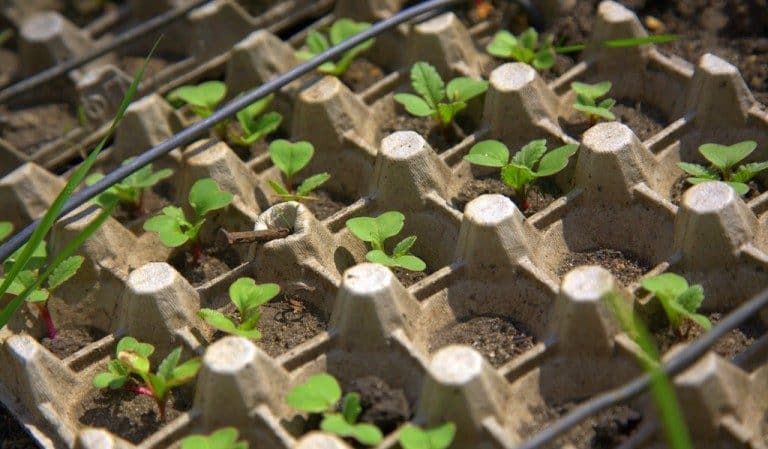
left=341, top=58, right=385, bottom=93
left=0, top=48, right=19, bottom=88
left=452, top=177, right=562, bottom=216
left=79, top=384, right=194, bottom=444
left=670, top=175, right=764, bottom=205
left=612, top=98, right=667, bottom=141
left=431, top=315, right=536, bottom=367
left=653, top=312, right=765, bottom=358
left=300, top=189, right=351, bottom=221
left=41, top=327, right=106, bottom=359
left=380, top=114, right=467, bottom=153
left=346, top=376, right=410, bottom=434
left=558, top=249, right=651, bottom=286
left=0, top=103, right=76, bottom=155
left=169, top=246, right=241, bottom=286
left=0, top=400, right=38, bottom=449
left=527, top=403, right=642, bottom=449
left=392, top=267, right=428, bottom=287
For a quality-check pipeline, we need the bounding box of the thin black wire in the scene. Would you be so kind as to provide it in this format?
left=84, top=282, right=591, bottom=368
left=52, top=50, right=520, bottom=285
left=514, top=285, right=768, bottom=449
left=0, top=0, right=466, bottom=261
left=0, top=0, right=212, bottom=104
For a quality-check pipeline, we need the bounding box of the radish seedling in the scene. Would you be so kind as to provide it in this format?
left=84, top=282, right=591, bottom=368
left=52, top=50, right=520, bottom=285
left=0, top=222, right=11, bottom=242
left=181, top=428, right=249, bottom=449
left=394, top=62, right=488, bottom=127
left=267, top=139, right=330, bottom=201
left=345, top=211, right=426, bottom=271
left=399, top=422, right=456, bottom=449
left=86, top=159, right=173, bottom=214
left=486, top=28, right=555, bottom=70
left=230, top=94, right=282, bottom=146
left=143, top=178, right=233, bottom=263
left=295, top=18, right=375, bottom=76
left=93, top=336, right=201, bottom=421
left=168, top=81, right=226, bottom=118
left=463, top=139, right=578, bottom=211
left=640, top=273, right=711, bottom=335
left=0, top=242, right=82, bottom=339
left=198, top=277, right=279, bottom=339
left=287, top=373, right=383, bottom=446
left=571, top=81, right=615, bottom=124
left=677, top=140, right=765, bottom=195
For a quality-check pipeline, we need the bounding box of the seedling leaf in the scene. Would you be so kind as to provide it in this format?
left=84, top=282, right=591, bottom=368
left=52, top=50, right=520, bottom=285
left=536, top=143, right=579, bottom=176
left=296, top=173, right=331, bottom=196
left=393, top=236, right=417, bottom=257
left=446, top=77, right=489, bottom=102
left=699, top=141, right=756, bottom=172
left=269, top=140, right=315, bottom=179
left=399, top=423, right=456, bottom=449
left=411, top=62, right=445, bottom=109
left=511, top=139, right=547, bottom=168
left=501, top=164, right=536, bottom=192
left=571, top=81, right=611, bottom=98
left=229, top=278, right=279, bottom=314
left=0, top=222, right=12, bottom=242
left=181, top=428, right=248, bottom=449
left=286, top=373, right=342, bottom=413
left=732, top=162, right=768, bottom=183
left=189, top=178, right=233, bottom=217
left=464, top=140, right=509, bottom=167
left=47, top=255, right=84, bottom=290
left=486, top=31, right=517, bottom=58
left=393, top=93, right=434, bottom=117
left=198, top=309, right=240, bottom=334
left=345, top=212, right=404, bottom=247
left=168, top=81, right=226, bottom=117
left=321, top=414, right=383, bottom=446
left=268, top=180, right=291, bottom=196
left=143, top=214, right=189, bottom=247
left=677, top=163, right=717, bottom=179
left=341, top=392, right=362, bottom=424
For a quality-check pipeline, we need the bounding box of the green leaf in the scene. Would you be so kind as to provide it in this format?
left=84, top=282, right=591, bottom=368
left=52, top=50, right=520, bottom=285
left=268, top=180, right=291, bottom=196
left=345, top=211, right=405, bottom=249
left=393, top=236, right=416, bottom=257
left=699, top=141, right=756, bottom=172
left=501, top=164, right=536, bottom=192
left=239, top=112, right=282, bottom=144
left=464, top=140, right=509, bottom=167
left=677, top=163, right=717, bottom=179
left=306, top=30, right=329, bottom=54
left=641, top=273, right=688, bottom=300
left=329, top=19, right=371, bottom=46
left=598, top=98, right=616, bottom=109
left=393, top=254, right=426, bottom=272
left=286, top=373, right=342, bottom=413
left=118, top=349, right=150, bottom=375
left=168, top=81, right=226, bottom=113
left=321, top=414, right=383, bottom=446
left=189, top=178, right=234, bottom=217
left=236, top=95, right=273, bottom=129
left=533, top=47, right=555, bottom=70
left=437, top=102, right=466, bottom=126
left=26, top=288, right=49, bottom=303
left=675, top=284, right=705, bottom=314
left=181, top=428, right=248, bottom=449
left=573, top=103, right=616, bottom=120
left=169, top=358, right=201, bottom=386
left=512, top=139, right=547, bottom=168
left=117, top=336, right=155, bottom=358
left=0, top=222, right=13, bottom=242
left=394, top=93, right=435, bottom=117
left=198, top=308, right=240, bottom=334
left=410, top=62, right=445, bottom=110
left=518, top=28, right=538, bottom=50
left=732, top=161, right=768, bottom=183
left=342, top=392, right=362, bottom=424
left=509, top=45, right=535, bottom=64
left=229, top=278, right=279, bottom=315
left=724, top=181, right=750, bottom=195
left=268, top=140, right=315, bottom=179
left=143, top=214, right=189, bottom=247
left=536, top=143, right=579, bottom=176
left=688, top=313, right=713, bottom=331
left=158, top=347, right=181, bottom=381
left=486, top=31, right=517, bottom=58
left=93, top=361, right=129, bottom=389
left=445, top=77, right=489, bottom=102
left=296, top=173, right=331, bottom=196
left=571, top=81, right=612, bottom=99
left=399, top=423, right=456, bottom=449
left=46, top=255, right=84, bottom=290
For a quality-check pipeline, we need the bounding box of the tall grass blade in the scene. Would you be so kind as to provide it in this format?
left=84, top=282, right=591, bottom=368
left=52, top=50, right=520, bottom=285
left=555, top=35, right=678, bottom=54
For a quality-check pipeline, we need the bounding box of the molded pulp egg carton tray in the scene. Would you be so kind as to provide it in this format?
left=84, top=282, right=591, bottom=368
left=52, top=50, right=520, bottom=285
left=2, top=1, right=768, bottom=448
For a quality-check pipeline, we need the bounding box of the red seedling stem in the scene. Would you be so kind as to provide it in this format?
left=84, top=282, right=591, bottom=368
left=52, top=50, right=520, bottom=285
left=36, top=303, right=56, bottom=340
left=126, top=385, right=167, bottom=420
left=191, top=241, right=202, bottom=264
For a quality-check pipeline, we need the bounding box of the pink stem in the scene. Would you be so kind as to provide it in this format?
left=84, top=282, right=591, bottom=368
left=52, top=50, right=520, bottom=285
left=126, top=385, right=154, bottom=397
left=191, top=241, right=202, bottom=264
left=37, top=304, right=57, bottom=340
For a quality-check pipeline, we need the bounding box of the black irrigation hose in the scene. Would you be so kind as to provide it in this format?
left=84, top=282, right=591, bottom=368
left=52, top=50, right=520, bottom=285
left=514, top=286, right=768, bottom=449
left=0, top=0, right=212, bottom=104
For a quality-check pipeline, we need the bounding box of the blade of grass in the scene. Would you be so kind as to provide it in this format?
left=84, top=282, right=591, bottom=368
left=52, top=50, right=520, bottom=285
left=0, top=39, right=160, bottom=329
left=555, top=34, right=678, bottom=54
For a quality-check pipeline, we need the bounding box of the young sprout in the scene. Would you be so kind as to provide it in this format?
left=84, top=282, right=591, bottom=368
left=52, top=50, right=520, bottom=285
left=640, top=273, right=712, bottom=336
left=267, top=140, right=330, bottom=201
left=570, top=81, right=616, bottom=124
left=230, top=94, right=282, bottom=146
left=295, top=18, right=375, bottom=76
left=86, top=159, right=173, bottom=214
left=181, top=427, right=249, bottom=449
left=0, top=222, right=12, bottom=242
left=0, top=241, right=82, bottom=339
left=399, top=422, right=456, bottom=449
left=677, top=140, right=765, bottom=195
left=463, top=139, right=578, bottom=211
left=143, top=178, right=233, bottom=263
left=394, top=62, right=489, bottom=127
left=345, top=211, right=426, bottom=272
left=93, top=336, right=201, bottom=421
left=287, top=373, right=383, bottom=446
left=198, top=277, right=279, bottom=339
left=486, top=28, right=554, bottom=70
left=167, top=81, right=226, bottom=118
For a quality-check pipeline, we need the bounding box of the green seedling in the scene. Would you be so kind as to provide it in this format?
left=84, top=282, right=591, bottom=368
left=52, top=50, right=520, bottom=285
left=0, top=222, right=12, bottom=242
left=86, top=159, right=173, bottom=214
left=0, top=242, right=83, bottom=339
left=464, top=139, right=578, bottom=211
left=399, top=422, right=456, bottom=449
left=93, top=336, right=201, bottom=421
left=143, top=178, right=233, bottom=263
left=641, top=273, right=711, bottom=335
left=0, top=39, right=158, bottom=334
left=231, top=94, right=282, bottom=146
left=181, top=427, right=249, bottom=449
left=345, top=211, right=426, bottom=272
left=571, top=81, right=616, bottom=124
left=677, top=140, right=765, bottom=195
left=167, top=81, right=226, bottom=119
left=267, top=139, right=330, bottom=201
left=287, top=373, right=383, bottom=446
left=295, top=18, right=375, bottom=76
left=394, top=61, right=489, bottom=127
left=198, top=277, right=279, bottom=339
left=486, top=28, right=555, bottom=70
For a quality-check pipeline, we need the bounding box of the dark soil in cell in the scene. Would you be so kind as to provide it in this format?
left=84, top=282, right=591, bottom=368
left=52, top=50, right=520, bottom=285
left=526, top=403, right=642, bottom=449
left=431, top=315, right=536, bottom=367
left=41, top=327, right=106, bottom=359
left=558, top=249, right=650, bottom=286
left=452, top=177, right=562, bottom=216
left=613, top=98, right=667, bottom=141
left=653, top=312, right=765, bottom=359
left=341, top=58, right=385, bottom=93
left=302, top=189, right=351, bottom=221
left=235, top=0, right=282, bottom=16
left=170, top=246, right=241, bottom=286
left=670, top=175, right=764, bottom=205
left=0, top=400, right=38, bottom=449
left=0, top=48, right=19, bottom=88
left=346, top=376, right=410, bottom=434
left=380, top=114, right=466, bottom=153
left=0, top=103, right=76, bottom=155
left=79, top=383, right=194, bottom=444
left=392, top=267, right=428, bottom=287
left=63, top=0, right=120, bottom=27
